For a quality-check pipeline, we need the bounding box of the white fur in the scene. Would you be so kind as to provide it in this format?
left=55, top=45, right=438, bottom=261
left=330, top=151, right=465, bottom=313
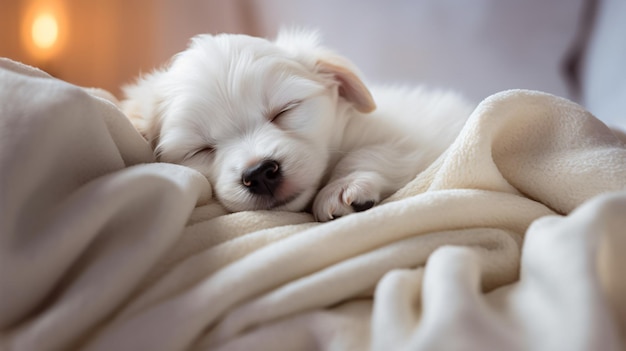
left=121, top=30, right=474, bottom=221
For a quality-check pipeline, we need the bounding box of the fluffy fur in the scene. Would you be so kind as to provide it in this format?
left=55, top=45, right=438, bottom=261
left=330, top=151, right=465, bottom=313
left=121, top=29, right=474, bottom=221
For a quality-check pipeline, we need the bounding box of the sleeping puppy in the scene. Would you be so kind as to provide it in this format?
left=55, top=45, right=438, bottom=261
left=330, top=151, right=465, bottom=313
left=121, top=29, right=474, bottom=221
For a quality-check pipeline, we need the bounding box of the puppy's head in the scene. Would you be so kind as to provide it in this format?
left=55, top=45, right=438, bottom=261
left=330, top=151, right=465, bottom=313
left=122, top=29, right=375, bottom=212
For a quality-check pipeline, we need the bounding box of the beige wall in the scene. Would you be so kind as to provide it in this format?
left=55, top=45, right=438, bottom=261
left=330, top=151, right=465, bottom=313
left=1, top=0, right=594, bottom=113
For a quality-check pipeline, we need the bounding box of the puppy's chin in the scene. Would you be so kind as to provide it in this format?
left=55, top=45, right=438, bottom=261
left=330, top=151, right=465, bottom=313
left=218, top=183, right=316, bottom=213
left=271, top=187, right=317, bottom=212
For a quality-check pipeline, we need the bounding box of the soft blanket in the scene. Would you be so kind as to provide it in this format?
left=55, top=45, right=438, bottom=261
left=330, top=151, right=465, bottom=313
left=1, top=58, right=625, bottom=351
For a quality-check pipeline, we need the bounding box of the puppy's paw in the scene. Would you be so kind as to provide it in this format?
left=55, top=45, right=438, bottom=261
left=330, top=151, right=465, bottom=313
left=313, top=173, right=382, bottom=222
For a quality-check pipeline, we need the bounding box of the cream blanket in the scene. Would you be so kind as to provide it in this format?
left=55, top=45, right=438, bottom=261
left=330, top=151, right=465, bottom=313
left=1, top=58, right=625, bottom=351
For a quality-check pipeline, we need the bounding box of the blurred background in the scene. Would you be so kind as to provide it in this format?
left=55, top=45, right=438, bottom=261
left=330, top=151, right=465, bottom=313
left=1, top=0, right=624, bottom=129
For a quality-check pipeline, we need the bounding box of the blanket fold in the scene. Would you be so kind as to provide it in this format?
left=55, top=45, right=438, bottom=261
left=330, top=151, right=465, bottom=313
left=0, top=59, right=624, bottom=351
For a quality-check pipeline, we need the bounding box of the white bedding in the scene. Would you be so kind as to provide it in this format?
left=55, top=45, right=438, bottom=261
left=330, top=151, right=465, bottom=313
left=1, top=58, right=625, bottom=351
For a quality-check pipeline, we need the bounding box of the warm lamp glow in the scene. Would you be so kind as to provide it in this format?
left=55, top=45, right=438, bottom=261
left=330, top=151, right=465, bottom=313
left=31, top=13, right=59, bottom=50
left=21, top=0, right=67, bottom=61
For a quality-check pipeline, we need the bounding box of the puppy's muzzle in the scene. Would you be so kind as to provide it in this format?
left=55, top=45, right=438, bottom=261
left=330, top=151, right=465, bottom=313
left=242, top=159, right=282, bottom=196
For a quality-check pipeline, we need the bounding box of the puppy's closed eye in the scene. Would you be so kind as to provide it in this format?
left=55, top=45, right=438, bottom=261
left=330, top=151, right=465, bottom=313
left=184, top=146, right=216, bottom=161
left=269, top=100, right=301, bottom=124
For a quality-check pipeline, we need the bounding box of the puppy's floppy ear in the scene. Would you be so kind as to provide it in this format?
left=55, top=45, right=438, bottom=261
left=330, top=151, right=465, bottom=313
left=316, top=55, right=376, bottom=113
left=121, top=71, right=165, bottom=149
left=275, top=28, right=376, bottom=113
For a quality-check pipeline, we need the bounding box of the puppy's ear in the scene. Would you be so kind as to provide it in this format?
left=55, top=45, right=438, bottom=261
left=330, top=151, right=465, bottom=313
left=121, top=71, right=164, bottom=149
left=275, top=28, right=376, bottom=113
left=316, top=56, right=376, bottom=113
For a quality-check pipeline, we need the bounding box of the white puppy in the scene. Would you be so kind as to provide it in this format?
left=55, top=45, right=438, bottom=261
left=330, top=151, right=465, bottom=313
left=122, top=30, right=474, bottom=221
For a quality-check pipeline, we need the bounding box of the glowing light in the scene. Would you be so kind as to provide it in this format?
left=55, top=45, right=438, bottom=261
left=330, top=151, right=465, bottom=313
left=31, top=13, right=59, bottom=50
left=21, top=1, right=67, bottom=61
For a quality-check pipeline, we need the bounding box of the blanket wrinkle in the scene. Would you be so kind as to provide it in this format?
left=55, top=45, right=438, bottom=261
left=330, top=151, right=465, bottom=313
left=186, top=203, right=229, bottom=225
left=1, top=59, right=626, bottom=351
left=131, top=211, right=316, bottom=297
left=390, top=90, right=626, bottom=215
left=201, top=228, right=520, bottom=348
left=371, top=269, right=424, bottom=351
left=9, top=165, right=208, bottom=351
left=117, top=221, right=317, bottom=322
left=481, top=192, right=626, bottom=351
left=84, top=190, right=552, bottom=351
left=0, top=61, right=143, bottom=329
left=211, top=300, right=373, bottom=351
left=0, top=60, right=209, bottom=350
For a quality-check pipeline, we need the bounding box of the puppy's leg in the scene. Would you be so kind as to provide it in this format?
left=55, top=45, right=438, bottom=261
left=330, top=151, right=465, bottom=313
left=313, top=144, right=424, bottom=221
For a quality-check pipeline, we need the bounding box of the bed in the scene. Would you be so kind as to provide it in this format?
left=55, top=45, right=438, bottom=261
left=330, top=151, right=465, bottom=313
left=1, top=57, right=625, bottom=351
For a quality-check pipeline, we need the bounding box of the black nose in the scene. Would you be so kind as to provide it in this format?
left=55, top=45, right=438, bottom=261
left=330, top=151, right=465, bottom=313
left=242, top=160, right=282, bottom=196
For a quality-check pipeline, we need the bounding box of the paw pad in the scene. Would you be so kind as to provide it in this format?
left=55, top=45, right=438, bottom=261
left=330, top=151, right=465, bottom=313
left=351, top=200, right=375, bottom=212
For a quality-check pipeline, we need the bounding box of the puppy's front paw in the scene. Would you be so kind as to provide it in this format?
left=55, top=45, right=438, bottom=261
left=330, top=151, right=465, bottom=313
left=313, top=173, right=382, bottom=222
